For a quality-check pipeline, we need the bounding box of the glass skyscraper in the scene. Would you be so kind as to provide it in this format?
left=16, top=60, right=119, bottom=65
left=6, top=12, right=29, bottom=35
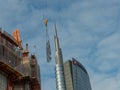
left=64, top=58, right=92, bottom=90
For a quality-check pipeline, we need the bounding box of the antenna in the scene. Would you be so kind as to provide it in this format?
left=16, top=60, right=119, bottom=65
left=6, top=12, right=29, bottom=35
left=54, top=24, right=66, bottom=90
left=54, top=24, right=63, bottom=64
left=33, top=45, right=36, bottom=55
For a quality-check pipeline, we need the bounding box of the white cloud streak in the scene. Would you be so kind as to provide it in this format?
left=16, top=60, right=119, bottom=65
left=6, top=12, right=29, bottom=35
left=0, top=0, right=120, bottom=90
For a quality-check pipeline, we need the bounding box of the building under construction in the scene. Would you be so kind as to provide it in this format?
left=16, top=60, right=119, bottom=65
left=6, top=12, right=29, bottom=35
left=0, top=29, right=41, bottom=90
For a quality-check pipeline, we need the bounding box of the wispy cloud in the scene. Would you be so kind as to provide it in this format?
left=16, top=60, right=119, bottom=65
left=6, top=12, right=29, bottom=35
left=0, top=0, right=120, bottom=90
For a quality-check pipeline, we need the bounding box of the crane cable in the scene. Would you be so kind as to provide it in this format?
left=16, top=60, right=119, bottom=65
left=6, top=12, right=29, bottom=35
left=43, top=0, right=51, bottom=62
left=44, top=18, right=52, bottom=62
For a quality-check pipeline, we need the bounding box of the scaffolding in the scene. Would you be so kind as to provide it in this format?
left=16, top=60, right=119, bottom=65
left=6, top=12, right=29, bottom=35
left=0, top=30, right=41, bottom=90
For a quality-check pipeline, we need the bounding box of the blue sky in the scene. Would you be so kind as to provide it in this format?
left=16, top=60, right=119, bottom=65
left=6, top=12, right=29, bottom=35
left=0, top=0, right=120, bottom=90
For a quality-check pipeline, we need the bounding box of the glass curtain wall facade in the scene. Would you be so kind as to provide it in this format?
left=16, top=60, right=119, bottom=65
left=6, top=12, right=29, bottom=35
left=63, top=60, right=74, bottom=90
left=64, top=58, right=92, bottom=90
